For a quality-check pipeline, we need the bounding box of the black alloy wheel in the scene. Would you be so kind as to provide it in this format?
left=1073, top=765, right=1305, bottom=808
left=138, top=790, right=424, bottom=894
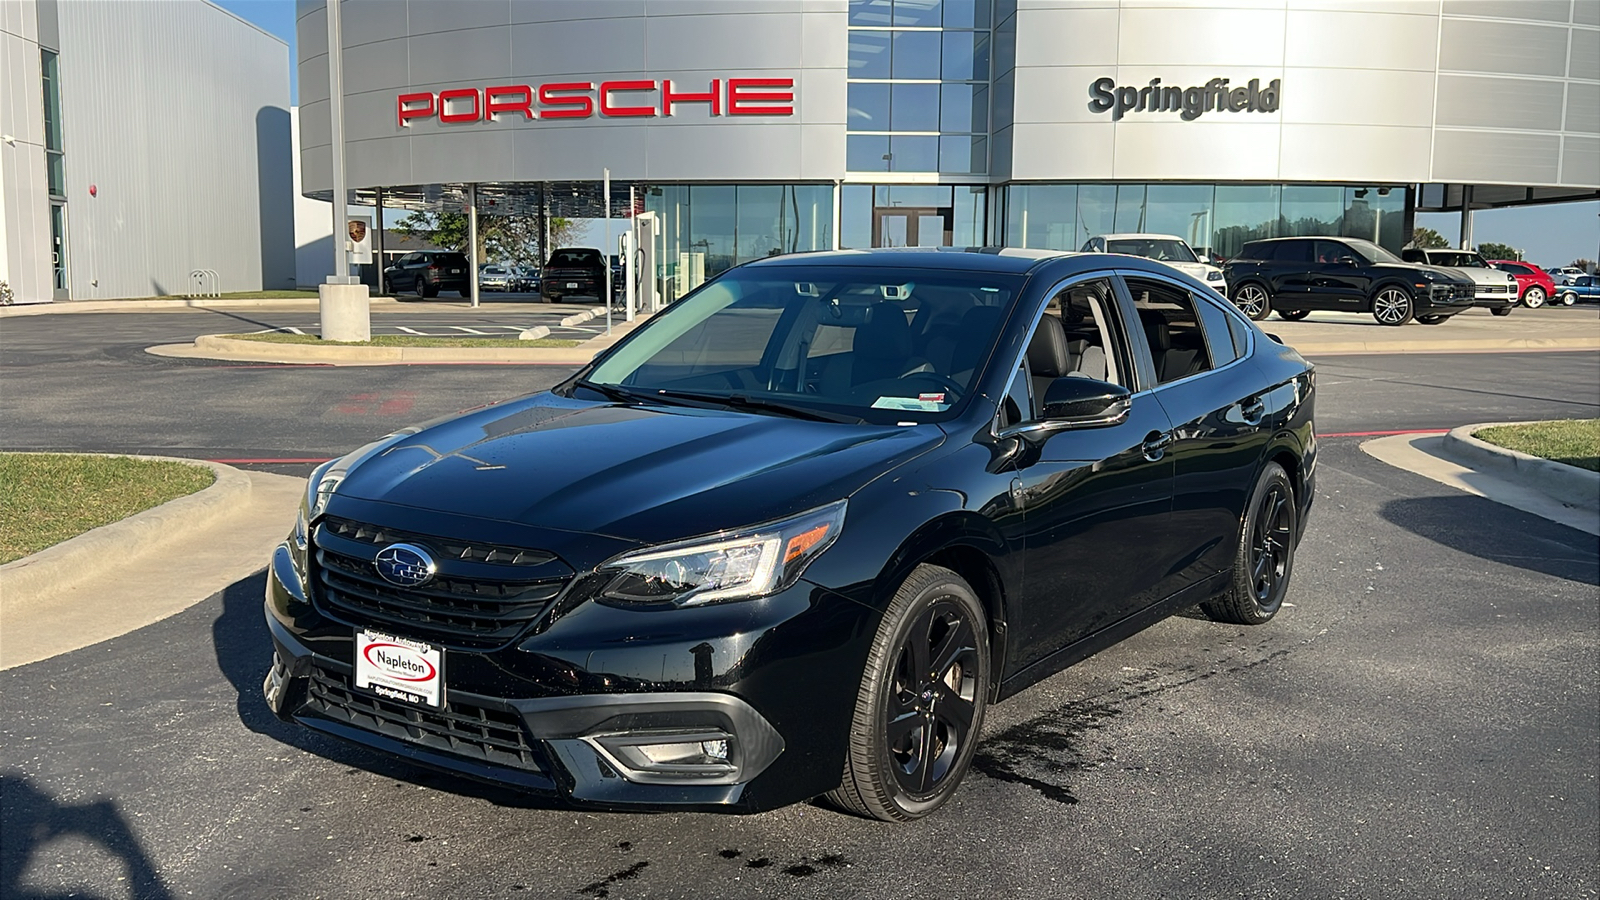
left=828, top=564, right=989, bottom=822
left=1232, top=284, right=1272, bottom=321
left=1491, top=306, right=1513, bottom=317
left=1278, top=309, right=1311, bottom=321
left=1417, top=315, right=1449, bottom=325
left=1203, top=462, right=1296, bottom=625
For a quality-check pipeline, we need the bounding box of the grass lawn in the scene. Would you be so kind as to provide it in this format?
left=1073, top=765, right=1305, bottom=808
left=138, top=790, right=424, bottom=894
left=1475, top=419, right=1600, bottom=472
left=222, top=332, right=581, bottom=348
left=0, top=454, right=216, bottom=564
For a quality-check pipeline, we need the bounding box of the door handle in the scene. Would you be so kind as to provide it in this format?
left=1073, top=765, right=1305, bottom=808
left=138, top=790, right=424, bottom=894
left=1240, top=398, right=1265, bottom=425
left=1142, top=430, right=1172, bottom=461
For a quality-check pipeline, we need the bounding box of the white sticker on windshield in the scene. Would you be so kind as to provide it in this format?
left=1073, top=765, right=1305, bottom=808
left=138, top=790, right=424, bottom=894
left=872, top=396, right=949, bottom=412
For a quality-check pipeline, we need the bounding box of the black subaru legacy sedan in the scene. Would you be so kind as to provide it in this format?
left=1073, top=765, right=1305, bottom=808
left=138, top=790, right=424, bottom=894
left=264, top=249, right=1315, bottom=822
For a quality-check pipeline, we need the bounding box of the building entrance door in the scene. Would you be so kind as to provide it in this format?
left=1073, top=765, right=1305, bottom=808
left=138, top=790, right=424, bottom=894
left=872, top=206, right=952, bottom=248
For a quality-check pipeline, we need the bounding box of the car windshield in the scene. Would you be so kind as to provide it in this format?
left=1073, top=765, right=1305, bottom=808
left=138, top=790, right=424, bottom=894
left=1427, top=251, right=1488, bottom=268
left=1345, top=239, right=1403, bottom=265
left=581, top=266, right=1024, bottom=424
left=1106, top=238, right=1199, bottom=263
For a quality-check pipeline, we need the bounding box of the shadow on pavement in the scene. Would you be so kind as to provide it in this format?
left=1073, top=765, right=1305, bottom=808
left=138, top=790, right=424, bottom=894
left=0, top=773, right=173, bottom=900
left=1379, top=494, right=1599, bottom=583
left=209, top=572, right=548, bottom=810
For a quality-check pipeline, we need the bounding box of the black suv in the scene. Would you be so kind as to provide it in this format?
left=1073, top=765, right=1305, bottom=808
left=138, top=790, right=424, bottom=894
left=540, top=248, right=607, bottom=303
left=1224, top=237, right=1475, bottom=325
left=383, top=251, right=471, bottom=298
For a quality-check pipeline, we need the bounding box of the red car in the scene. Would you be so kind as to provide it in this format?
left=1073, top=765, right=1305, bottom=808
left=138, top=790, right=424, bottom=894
left=1488, top=259, right=1560, bottom=308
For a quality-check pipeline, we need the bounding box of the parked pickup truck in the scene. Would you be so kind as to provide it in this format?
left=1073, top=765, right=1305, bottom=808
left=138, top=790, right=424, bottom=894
left=1554, top=275, right=1600, bottom=305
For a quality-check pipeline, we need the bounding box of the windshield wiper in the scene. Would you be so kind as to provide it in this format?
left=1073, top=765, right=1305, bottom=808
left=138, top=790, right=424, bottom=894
left=647, top=389, right=864, bottom=424
left=572, top=379, right=645, bottom=404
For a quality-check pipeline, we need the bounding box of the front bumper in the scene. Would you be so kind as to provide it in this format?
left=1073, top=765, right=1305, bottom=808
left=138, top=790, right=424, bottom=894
left=262, top=539, right=875, bottom=813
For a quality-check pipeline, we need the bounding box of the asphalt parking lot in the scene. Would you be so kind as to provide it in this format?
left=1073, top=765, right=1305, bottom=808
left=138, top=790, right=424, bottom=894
left=0, top=309, right=1596, bottom=899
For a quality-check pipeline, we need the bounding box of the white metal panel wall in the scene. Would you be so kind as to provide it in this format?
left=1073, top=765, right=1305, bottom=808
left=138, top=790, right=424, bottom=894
left=998, top=0, right=1598, bottom=187
left=55, top=0, right=293, bottom=299
left=0, top=0, right=52, bottom=304
left=298, top=0, right=849, bottom=192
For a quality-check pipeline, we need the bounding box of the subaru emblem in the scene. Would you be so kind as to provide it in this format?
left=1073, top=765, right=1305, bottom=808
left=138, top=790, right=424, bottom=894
left=374, top=543, right=436, bottom=587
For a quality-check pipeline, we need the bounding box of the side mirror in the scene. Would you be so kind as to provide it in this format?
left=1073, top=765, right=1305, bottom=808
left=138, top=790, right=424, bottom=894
left=1338, top=256, right=1358, bottom=267
left=1040, top=377, right=1131, bottom=425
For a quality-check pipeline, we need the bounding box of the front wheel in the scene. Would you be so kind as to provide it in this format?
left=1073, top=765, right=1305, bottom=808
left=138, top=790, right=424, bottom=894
left=1417, top=315, right=1449, bottom=325
left=1491, top=306, right=1513, bottom=317
left=1522, top=286, right=1546, bottom=309
left=1232, top=284, right=1272, bottom=321
left=1203, top=462, right=1297, bottom=625
left=1277, top=309, right=1310, bottom=321
left=1372, top=287, right=1415, bottom=326
left=827, top=564, right=990, bottom=822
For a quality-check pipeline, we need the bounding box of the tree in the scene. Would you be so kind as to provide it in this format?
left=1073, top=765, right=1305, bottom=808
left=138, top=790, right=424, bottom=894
left=1571, top=258, right=1596, bottom=274
left=1409, top=226, right=1449, bottom=249
left=1476, top=241, right=1521, bottom=261
left=392, top=210, right=581, bottom=266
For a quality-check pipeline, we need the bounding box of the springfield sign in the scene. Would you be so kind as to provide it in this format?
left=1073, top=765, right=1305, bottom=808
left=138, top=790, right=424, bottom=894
left=397, top=77, right=795, bottom=127
left=1089, top=76, right=1281, bottom=121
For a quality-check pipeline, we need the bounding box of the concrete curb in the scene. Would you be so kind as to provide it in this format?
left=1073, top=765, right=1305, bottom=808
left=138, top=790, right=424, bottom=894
left=182, top=334, right=601, bottom=364
left=559, top=306, right=610, bottom=327
left=1439, top=423, right=1600, bottom=512
left=1286, top=337, right=1600, bottom=356
left=0, top=455, right=250, bottom=606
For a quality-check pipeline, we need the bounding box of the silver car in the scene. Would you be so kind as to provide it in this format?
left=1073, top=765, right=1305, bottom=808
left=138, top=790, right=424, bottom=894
left=1080, top=233, right=1227, bottom=293
left=1400, top=248, right=1519, bottom=316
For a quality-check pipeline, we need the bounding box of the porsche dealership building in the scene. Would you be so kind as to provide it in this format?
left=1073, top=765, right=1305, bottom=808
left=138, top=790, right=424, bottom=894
left=297, top=0, right=1599, bottom=295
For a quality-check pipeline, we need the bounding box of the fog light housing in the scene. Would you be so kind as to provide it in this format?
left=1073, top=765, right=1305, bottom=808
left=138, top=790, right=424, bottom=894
left=585, top=729, right=741, bottom=783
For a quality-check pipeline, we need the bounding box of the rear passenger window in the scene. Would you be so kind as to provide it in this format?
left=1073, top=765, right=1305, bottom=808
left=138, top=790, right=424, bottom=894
left=1274, top=241, right=1312, bottom=263
left=1125, top=277, right=1213, bottom=386
left=1194, top=296, right=1240, bottom=367
left=1225, top=310, right=1251, bottom=358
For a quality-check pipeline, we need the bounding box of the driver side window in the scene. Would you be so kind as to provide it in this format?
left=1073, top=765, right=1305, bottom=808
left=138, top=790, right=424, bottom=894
left=1007, top=278, right=1122, bottom=423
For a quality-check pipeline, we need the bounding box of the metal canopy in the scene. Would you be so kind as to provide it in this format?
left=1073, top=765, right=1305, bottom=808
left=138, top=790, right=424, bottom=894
left=308, top=182, right=647, bottom=219
left=1415, top=183, right=1600, bottom=212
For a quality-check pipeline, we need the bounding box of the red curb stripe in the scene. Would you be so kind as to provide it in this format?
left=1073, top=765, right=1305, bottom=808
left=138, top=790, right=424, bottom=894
left=1315, top=429, right=1450, bottom=438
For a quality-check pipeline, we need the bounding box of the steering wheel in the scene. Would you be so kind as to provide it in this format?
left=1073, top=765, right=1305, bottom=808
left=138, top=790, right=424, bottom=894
left=894, top=371, right=965, bottom=401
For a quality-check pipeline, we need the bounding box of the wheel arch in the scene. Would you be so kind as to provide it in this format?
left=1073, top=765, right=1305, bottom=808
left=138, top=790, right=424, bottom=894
left=1368, top=277, right=1416, bottom=307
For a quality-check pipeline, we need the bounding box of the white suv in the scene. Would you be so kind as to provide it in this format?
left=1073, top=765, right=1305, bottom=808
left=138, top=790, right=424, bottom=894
left=1080, top=233, right=1226, bottom=292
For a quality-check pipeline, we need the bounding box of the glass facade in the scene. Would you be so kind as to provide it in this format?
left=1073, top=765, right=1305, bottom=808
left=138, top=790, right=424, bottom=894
left=644, top=184, right=834, bottom=298
left=840, top=184, right=986, bottom=249
left=42, top=49, right=68, bottom=295
left=1002, top=183, right=1406, bottom=258
left=846, top=0, right=991, bottom=175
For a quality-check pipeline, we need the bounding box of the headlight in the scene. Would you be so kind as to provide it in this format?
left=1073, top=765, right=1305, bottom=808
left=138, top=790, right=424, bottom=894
left=598, top=501, right=847, bottom=607
left=305, top=459, right=343, bottom=519
left=1206, top=270, right=1224, bottom=282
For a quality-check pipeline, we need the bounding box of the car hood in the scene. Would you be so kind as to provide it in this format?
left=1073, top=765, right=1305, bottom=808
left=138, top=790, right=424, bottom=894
left=331, top=393, right=944, bottom=546
left=1163, top=260, right=1224, bottom=282
left=1435, top=266, right=1515, bottom=287
left=1375, top=263, right=1474, bottom=284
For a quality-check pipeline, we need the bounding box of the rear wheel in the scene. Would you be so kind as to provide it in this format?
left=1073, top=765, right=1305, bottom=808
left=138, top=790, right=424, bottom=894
left=1232, top=284, right=1272, bottom=321
left=827, top=564, right=989, bottom=822
left=1522, top=286, right=1546, bottom=309
left=420, top=279, right=437, bottom=299
left=1203, top=462, right=1297, bottom=626
left=1372, top=287, right=1414, bottom=326
left=1558, top=291, right=1577, bottom=306
left=1417, top=315, right=1450, bottom=325
left=1490, top=306, right=1513, bottom=317
left=1277, top=309, right=1310, bottom=321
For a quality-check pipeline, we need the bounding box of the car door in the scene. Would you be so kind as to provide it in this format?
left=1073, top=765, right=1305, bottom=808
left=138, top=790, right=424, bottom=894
left=1306, top=239, right=1370, bottom=309
left=1266, top=239, right=1314, bottom=307
left=1120, top=272, right=1272, bottom=597
left=1006, top=275, right=1178, bottom=670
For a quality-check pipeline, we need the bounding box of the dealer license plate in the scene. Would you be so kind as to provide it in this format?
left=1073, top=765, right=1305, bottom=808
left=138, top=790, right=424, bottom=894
left=450, top=268, right=462, bottom=274
left=566, top=282, right=578, bottom=289
left=354, top=629, right=443, bottom=707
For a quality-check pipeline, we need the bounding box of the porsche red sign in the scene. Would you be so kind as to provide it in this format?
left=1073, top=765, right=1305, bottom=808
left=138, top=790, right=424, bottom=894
left=397, top=78, right=795, bottom=127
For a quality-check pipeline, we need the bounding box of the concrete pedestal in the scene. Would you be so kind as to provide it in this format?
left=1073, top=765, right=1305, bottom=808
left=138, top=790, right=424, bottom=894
left=319, top=282, right=371, bottom=342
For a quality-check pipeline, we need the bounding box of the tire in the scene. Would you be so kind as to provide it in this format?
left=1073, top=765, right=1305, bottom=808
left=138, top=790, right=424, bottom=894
left=1490, top=306, right=1513, bottom=317
left=1202, top=462, right=1297, bottom=626
left=1558, top=292, right=1577, bottom=307
left=826, top=564, right=990, bottom=822
left=1231, top=283, right=1272, bottom=321
left=1417, top=315, right=1449, bottom=325
left=1522, top=286, right=1546, bottom=309
left=1371, top=286, right=1415, bottom=326
left=420, top=279, right=437, bottom=299
left=1277, top=309, right=1311, bottom=321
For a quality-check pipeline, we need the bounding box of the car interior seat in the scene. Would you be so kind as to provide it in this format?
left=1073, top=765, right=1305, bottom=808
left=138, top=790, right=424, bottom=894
left=821, top=301, right=930, bottom=394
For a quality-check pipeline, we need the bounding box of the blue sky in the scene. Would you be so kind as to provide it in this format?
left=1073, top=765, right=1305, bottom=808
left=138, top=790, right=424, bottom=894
left=217, top=0, right=1598, bottom=267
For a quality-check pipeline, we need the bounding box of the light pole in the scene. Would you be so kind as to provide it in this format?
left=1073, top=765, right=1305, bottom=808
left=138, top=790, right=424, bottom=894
left=319, top=0, right=370, bottom=341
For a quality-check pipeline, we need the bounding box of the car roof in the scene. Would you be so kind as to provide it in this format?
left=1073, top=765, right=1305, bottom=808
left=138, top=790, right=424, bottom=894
left=1095, top=233, right=1189, bottom=242
left=740, top=247, right=1074, bottom=274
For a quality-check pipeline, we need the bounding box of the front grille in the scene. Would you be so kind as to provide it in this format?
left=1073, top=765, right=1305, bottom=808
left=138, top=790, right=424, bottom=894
left=304, top=663, right=542, bottom=771
left=313, top=518, right=573, bottom=649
